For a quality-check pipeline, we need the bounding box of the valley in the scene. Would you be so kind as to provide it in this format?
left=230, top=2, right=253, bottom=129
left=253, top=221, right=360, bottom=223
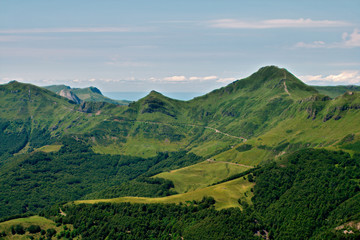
left=1, top=66, right=360, bottom=239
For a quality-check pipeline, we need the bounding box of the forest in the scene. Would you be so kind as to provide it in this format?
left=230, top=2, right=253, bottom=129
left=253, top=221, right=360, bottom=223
left=19, top=149, right=358, bottom=239
left=0, top=137, right=201, bottom=218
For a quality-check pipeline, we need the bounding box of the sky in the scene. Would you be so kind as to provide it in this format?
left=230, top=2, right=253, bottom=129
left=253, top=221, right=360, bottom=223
left=1, top=0, right=360, bottom=93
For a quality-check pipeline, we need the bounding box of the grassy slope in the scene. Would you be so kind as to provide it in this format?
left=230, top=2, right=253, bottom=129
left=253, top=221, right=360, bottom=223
left=155, top=160, right=252, bottom=193
left=0, top=216, right=68, bottom=240
left=213, top=93, right=360, bottom=165
left=75, top=177, right=254, bottom=210
left=36, top=145, right=62, bottom=153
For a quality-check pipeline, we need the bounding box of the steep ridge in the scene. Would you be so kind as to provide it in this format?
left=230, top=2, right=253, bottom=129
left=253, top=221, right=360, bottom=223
left=44, top=84, right=130, bottom=105
left=0, top=81, right=116, bottom=154
left=182, top=66, right=320, bottom=158
left=58, top=89, right=82, bottom=104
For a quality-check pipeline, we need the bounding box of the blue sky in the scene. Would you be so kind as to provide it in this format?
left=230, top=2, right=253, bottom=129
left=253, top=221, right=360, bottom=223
left=1, top=0, right=359, bottom=92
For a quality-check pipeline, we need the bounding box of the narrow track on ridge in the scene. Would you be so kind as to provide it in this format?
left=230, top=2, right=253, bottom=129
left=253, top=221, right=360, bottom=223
left=109, top=118, right=247, bottom=141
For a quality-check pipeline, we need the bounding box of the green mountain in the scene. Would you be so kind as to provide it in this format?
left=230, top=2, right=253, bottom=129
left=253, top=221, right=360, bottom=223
left=1, top=66, right=360, bottom=239
left=2, top=66, right=360, bottom=160
left=313, top=85, right=360, bottom=98
left=44, top=84, right=131, bottom=105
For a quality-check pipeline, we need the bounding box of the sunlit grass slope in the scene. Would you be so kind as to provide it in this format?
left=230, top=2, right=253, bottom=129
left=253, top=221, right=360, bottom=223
left=0, top=215, right=69, bottom=240
left=36, top=144, right=62, bottom=153
left=75, top=177, right=254, bottom=210
left=155, top=160, right=252, bottom=193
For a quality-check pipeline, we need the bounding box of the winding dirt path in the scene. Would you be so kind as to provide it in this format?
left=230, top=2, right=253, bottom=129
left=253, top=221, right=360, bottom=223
left=59, top=208, right=67, bottom=216
left=283, top=81, right=291, bottom=96
left=206, top=159, right=253, bottom=168
left=204, top=126, right=247, bottom=141
left=110, top=119, right=247, bottom=141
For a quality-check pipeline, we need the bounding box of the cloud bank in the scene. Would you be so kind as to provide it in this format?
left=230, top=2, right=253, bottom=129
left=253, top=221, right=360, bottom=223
left=300, top=71, right=360, bottom=85
left=209, top=18, right=350, bottom=29
left=0, top=27, right=140, bottom=34
left=295, top=29, right=360, bottom=48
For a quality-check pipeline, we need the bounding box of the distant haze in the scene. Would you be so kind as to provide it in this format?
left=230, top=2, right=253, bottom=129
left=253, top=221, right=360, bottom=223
left=104, top=92, right=206, bottom=101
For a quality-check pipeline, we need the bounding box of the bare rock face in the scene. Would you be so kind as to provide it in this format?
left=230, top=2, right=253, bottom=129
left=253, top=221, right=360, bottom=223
left=59, top=89, right=82, bottom=104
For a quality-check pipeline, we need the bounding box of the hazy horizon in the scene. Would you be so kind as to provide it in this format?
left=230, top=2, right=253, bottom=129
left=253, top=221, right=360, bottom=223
left=1, top=0, right=359, bottom=92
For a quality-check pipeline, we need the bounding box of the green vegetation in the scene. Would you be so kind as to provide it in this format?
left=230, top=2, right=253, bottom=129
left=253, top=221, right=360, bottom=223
left=29, top=148, right=360, bottom=240
left=2, top=67, right=360, bottom=162
left=75, top=177, right=254, bottom=210
left=252, top=149, right=360, bottom=239
left=83, top=177, right=177, bottom=200
left=0, top=215, right=69, bottom=240
left=41, top=200, right=258, bottom=240
left=3, top=66, right=360, bottom=239
left=155, top=160, right=252, bottom=193
left=36, top=145, right=62, bottom=153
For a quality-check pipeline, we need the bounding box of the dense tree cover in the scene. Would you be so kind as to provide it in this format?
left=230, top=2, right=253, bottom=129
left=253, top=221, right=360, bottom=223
left=34, top=148, right=360, bottom=240
left=252, top=149, right=360, bottom=239
left=83, top=177, right=177, bottom=199
left=3, top=144, right=360, bottom=239
left=42, top=199, right=259, bottom=240
left=0, top=119, right=29, bottom=157
left=0, top=138, right=201, bottom=218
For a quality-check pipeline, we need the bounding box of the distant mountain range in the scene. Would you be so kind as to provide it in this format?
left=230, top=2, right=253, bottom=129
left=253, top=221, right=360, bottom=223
left=43, top=84, right=131, bottom=105
left=1, top=66, right=360, bottom=160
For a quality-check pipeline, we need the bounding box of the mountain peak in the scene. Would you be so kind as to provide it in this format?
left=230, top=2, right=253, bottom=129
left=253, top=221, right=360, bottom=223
left=88, top=86, right=102, bottom=95
left=200, top=66, right=317, bottom=101
left=251, top=65, right=289, bottom=81
left=149, top=90, right=161, bottom=95
left=143, top=90, right=166, bottom=99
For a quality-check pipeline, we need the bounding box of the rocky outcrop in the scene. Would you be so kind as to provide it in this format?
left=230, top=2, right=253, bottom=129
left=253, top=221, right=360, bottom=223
left=59, top=89, right=82, bottom=104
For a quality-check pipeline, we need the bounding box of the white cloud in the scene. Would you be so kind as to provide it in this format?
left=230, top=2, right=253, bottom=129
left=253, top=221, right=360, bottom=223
left=343, top=28, right=360, bottom=47
left=295, top=29, right=360, bottom=49
left=100, top=78, right=121, bottom=83
left=105, top=61, right=150, bottom=67
left=202, top=75, right=218, bottom=81
left=189, top=75, right=218, bottom=81
left=0, top=27, right=135, bottom=34
left=163, top=76, right=187, bottom=82
left=209, top=18, right=350, bottom=29
left=300, top=71, right=360, bottom=85
left=217, top=77, right=237, bottom=83
left=295, top=41, right=326, bottom=48
left=150, top=75, right=220, bottom=83
left=88, top=78, right=96, bottom=82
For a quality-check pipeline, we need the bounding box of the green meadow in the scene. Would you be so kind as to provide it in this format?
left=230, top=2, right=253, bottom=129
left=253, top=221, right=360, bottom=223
left=155, top=160, right=252, bottom=193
